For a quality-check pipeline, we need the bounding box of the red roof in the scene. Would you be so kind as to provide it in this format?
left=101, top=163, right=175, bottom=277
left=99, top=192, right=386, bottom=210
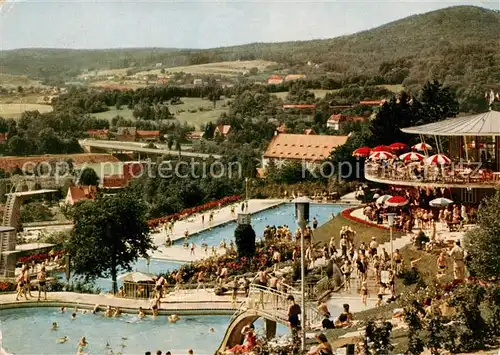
left=66, top=185, right=97, bottom=205
left=304, top=128, right=316, bottom=135
left=102, top=175, right=128, bottom=188
left=87, top=129, right=109, bottom=136
left=359, top=100, right=386, bottom=106
left=268, top=75, right=283, bottom=80
left=328, top=114, right=343, bottom=122
left=0, top=133, right=7, bottom=143
left=282, top=104, right=316, bottom=109
left=215, top=125, right=231, bottom=136
left=136, top=130, right=160, bottom=137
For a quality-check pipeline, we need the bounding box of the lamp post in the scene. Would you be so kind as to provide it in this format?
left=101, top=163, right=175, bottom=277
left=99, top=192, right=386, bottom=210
left=245, top=177, right=249, bottom=201
left=293, top=196, right=312, bottom=351
left=386, top=213, right=396, bottom=270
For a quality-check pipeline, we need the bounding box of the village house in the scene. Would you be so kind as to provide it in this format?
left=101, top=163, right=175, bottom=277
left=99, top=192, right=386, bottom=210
left=214, top=125, right=231, bottom=138
left=262, top=133, right=348, bottom=171
left=0, top=133, right=7, bottom=144
left=303, top=128, right=316, bottom=135
left=267, top=75, right=284, bottom=85
left=359, top=99, right=387, bottom=106
left=65, top=185, right=97, bottom=206
left=284, top=74, right=306, bottom=82
left=193, top=79, right=203, bottom=86
left=186, top=131, right=205, bottom=140
left=136, top=130, right=160, bottom=142
left=117, top=127, right=137, bottom=141
left=87, top=129, right=109, bottom=139
left=327, top=114, right=366, bottom=131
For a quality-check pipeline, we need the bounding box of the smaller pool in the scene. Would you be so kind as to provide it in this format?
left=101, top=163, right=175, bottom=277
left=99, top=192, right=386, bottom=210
left=0, top=308, right=288, bottom=355
left=54, top=259, right=182, bottom=292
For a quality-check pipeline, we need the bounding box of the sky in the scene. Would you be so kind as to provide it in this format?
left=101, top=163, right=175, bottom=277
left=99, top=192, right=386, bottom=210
left=0, top=0, right=498, bottom=50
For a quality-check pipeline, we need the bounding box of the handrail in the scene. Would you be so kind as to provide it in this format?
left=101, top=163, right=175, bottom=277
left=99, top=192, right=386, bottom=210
left=247, top=284, right=323, bottom=329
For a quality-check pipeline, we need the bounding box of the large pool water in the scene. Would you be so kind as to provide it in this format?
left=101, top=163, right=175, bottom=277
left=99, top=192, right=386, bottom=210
left=178, top=203, right=347, bottom=247
left=0, top=308, right=287, bottom=355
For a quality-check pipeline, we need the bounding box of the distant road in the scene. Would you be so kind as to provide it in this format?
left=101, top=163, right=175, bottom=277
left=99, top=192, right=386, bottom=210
left=79, top=139, right=222, bottom=159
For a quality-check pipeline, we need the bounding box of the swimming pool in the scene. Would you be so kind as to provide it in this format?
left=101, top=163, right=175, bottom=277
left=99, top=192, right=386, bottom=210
left=178, top=203, right=347, bottom=247
left=55, top=259, right=183, bottom=292
left=0, top=308, right=287, bottom=355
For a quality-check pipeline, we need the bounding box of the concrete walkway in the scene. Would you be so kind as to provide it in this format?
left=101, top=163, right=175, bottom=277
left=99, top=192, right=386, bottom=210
left=149, top=199, right=283, bottom=262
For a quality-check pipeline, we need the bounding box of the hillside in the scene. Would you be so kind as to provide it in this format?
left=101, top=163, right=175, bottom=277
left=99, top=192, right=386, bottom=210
left=0, top=6, right=499, bottom=89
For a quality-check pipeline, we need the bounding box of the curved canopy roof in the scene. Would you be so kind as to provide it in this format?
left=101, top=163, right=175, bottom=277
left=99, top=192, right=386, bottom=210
left=401, top=110, right=500, bottom=136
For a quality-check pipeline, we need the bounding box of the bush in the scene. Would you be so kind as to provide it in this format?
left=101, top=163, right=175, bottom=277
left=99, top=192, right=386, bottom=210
left=234, top=223, right=256, bottom=258
left=398, top=268, right=420, bottom=286
left=415, top=231, right=430, bottom=249
left=214, top=286, right=227, bottom=296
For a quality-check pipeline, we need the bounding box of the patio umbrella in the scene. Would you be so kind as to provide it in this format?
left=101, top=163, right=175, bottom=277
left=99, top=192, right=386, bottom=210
left=385, top=195, right=408, bottom=207
left=373, top=193, right=380, bottom=199
left=369, top=151, right=395, bottom=160
left=371, top=145, right=393, bottom=153
left=426, top=154, right=451, bottom=165
left=412, top=143, right=432, bottom=151
left=389, top=142, right=408, bottom=151
left=429, top=198, right=453, bottom=207
left=376, top=194, right=392, bottom=205
left=352, top=146, right=371, bottom=157
left=118, top=271, right=154, bottom=283
left=399, top=152, right=425, bottom=162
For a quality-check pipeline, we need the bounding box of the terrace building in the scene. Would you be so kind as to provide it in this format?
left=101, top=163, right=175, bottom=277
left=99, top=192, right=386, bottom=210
left=65, top=185, right=97, bottom=206
left=364, top=110, right=500, bottom=203
left=214, top=125, right=231, bottom=138
left=262, top=133, right=348, bottom=170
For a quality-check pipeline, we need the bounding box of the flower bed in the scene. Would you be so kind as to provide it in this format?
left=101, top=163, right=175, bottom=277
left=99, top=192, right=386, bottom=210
left=341, top=207, right=390, bottom=231
left=17, top=250, right=65, bottom=264
left=147, top=195, right=241, bottom=228
left=0, top=280, right=16, bottom=292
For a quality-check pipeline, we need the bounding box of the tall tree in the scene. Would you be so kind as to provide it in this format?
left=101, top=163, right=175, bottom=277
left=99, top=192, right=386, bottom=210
left=464, top=190, right=500, bottom=279
left=77, top=167, right=100, bottom=186
left=413, top=80, right=459, bottom=125
left=66, top=193, right=154, bottom=294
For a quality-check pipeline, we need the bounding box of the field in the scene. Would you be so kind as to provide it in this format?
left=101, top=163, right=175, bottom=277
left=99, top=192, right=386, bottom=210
left=273, top=85, right=403, bottom=101
left=0, top=73, right=45, bottom=88
left=0, top=103, right=53, bottom=118
left=92, top=97, right=228, bottom=128
left=134, top=60, right=278, bottom=77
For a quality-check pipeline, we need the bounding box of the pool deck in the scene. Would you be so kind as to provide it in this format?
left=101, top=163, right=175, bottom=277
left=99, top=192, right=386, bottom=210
left=149, top=199, right=283, bottom=262
left=0, top=289, right=239, bottom=315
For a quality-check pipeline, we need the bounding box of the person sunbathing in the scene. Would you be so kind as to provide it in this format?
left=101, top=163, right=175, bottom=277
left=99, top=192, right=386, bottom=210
left=225, top=324, right=256, bottom=354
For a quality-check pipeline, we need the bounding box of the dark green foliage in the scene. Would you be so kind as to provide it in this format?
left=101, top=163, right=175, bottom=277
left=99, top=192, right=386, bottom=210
left=464, top=190, right=500, bottom=279
left=234, top=223, right=256, bottom=258
left=77, top=167, right=99, bottom=186
left=19, top=202, right=55, bottom=224
left=66, top=193, right=155, bottom=294
left=363, top=319, right=394, bottom=355
left=398, top=268, right=420, bottom=286
left=414, top=231, right=430, bottom=250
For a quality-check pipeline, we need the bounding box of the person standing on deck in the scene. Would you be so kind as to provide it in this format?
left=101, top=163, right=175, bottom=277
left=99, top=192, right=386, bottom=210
left=449, top=240, right=466, bottom=280
left=37, top=266, right=47, bottom=301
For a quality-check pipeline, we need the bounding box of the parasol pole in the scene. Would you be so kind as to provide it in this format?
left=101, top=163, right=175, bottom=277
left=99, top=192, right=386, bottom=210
left=419, top=134, right=429, bottom=157
left=434, top=135, right=440, bottom=154
left=463, top=135, right=469, bottom=162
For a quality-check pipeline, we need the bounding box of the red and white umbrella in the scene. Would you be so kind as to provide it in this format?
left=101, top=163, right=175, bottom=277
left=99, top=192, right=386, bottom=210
left=369, top=151, right=395, bottom=160
left=385, top=195, right=408, bottom=207
left=371, top=145, right=393, bottom=153
left=426, top=154, right=451, bottom=165
left=399, top=152, right=425, bottom=162
left=389, top=142, right=408, bottom=151
left=412, top=143, right=432, bottom=151
left=352, top=147, right=372, bottom=157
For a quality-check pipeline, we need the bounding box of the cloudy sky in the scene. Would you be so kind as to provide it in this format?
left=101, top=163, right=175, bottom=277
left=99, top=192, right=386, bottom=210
left=0, top=0, right=498, bottom=49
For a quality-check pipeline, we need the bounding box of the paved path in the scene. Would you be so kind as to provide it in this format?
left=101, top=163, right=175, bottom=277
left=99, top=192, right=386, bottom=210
left=0, top=289, right=243, bottom=314
left=149, top=199, right=283, bottom=262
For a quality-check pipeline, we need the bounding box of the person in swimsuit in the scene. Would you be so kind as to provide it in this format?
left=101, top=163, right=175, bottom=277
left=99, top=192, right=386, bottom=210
left=393, top=249, right=403, bottom=274
left=76, top=337, right=88, bottom=355
left=287, top=295, right=301, bottom=340
left=309, top=333, right=333, bottom=355
left=436, top=252, right=447, bottom=275
left=361, top=281, right=368, bottom=306
left=15, top=267, right=28, bottom=301
left=341, top=261, right=352, bottom=291
left=225, top=324, right=256, bottom=354
left=37, top=266, right=47, bottom=301
left=317, top=300, right=330, bottom=318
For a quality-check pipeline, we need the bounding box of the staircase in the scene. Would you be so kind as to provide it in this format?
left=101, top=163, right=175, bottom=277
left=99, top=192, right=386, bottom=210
left=0, top=191, right=17, bottom=276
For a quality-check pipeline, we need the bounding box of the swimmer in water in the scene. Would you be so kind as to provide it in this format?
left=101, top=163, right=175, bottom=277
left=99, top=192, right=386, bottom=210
left=209, top=328, right=215, bottom=333
left=77, top=337, right=88, bottom=355
left=71, top=313, right=76, bottom=320
left=58, top=336, right=68, bottom=344
left=60, top=306, right=66, bottom=313
left=92, top=304, right=99, bottom=314
left=51, top=322, right=58, bottom=330
left=138, top=307, right=145, bottom=319
left=104, top=305, right=113, bottom=318
left=113, top=307, right=121, bottom=318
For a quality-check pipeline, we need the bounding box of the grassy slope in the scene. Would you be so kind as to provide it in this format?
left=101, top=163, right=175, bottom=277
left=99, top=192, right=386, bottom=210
left=0, top=6, right=498, bottom=84
left=92, top=97, right=228, bottom=128
left=314, top=209, right=404, bottom=246
left=0, top=103, right=53, bottom=118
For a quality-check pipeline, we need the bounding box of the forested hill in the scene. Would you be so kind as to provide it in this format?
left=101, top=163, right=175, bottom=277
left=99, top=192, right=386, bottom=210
left=1, top=5, right=499, bottom=88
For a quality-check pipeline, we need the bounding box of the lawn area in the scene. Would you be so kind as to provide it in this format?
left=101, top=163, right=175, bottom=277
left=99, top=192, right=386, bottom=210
left=314, top=208, right=403, bottom=246
left=0, top=73, right=45, bottom=88
left=92, top=97, right=228, bottom=129
left=0, top=103, right=53, bottom=118
left=135, top=60, right=277, bottom=77
left=273, top=89, right=332, bottom=100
